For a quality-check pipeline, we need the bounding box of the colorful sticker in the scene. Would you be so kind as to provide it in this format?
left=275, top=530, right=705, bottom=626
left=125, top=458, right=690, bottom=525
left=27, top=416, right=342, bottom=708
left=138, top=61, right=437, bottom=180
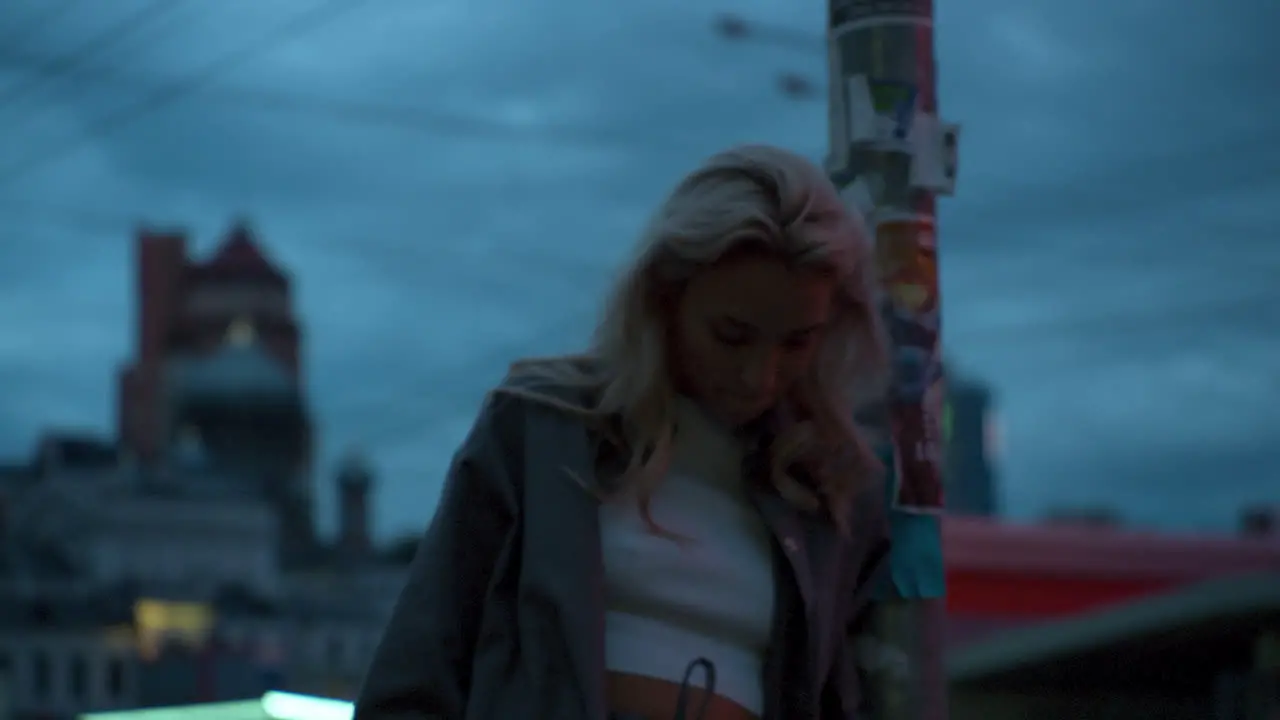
left=875, top=215, right=944, bottom=512
left=867, top=79, right=918, bottom=140
left=842, top=75, right=918, bottom=145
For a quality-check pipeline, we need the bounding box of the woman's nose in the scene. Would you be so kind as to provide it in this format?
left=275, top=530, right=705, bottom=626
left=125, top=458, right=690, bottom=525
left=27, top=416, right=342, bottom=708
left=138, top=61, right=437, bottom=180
left=739, top=348, right=780, bottom=395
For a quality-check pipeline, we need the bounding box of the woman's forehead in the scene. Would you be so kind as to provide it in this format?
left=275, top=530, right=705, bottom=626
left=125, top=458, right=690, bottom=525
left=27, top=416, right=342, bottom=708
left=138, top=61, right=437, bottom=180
left=684, top=256, right=835, bottom=326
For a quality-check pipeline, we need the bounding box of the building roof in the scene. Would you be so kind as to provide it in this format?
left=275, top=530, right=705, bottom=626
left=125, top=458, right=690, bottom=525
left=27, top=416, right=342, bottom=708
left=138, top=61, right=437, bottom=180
left=945, top=515, right=1280, bottom=581
left=0, top=588, right=136, bottom=630
left=948, top=572, right=1280, bottom=696
left=189, top=223, right=287, bottom=285
left=167, top=344, right=296, bottom=401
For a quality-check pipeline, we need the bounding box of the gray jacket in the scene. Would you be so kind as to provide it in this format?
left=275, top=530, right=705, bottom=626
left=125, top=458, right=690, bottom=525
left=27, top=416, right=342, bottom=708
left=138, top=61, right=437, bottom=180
left=354, top=374, right=891, bottom=720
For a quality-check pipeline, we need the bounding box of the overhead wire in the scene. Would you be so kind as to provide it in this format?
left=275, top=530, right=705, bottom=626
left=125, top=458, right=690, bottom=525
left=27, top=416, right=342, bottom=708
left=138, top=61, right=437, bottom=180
left=0, top=46, right=663, bottom=149
left=0, top=0, right=183, bottom=114
left=0, top=39, right=1271, bottom=234
left=0, top=0, right=381, bottom=190
left=0, top=0, right=81, bottom=50
left=711, top=12, right=822, bottom=52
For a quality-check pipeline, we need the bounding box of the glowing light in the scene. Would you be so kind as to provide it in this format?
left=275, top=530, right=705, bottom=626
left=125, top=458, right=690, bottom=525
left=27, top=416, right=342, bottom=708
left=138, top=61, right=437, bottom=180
left=261, top=691, right=354, bottom=720
left=133, top=599, right=214, bottom=659
left=226, top=316, right=256, bottom=346
left=77, top=691, right=354, bottom=720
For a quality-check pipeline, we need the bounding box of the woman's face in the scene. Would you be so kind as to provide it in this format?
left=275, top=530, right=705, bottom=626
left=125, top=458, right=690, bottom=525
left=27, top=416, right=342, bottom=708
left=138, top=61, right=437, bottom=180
left=669, top=252, right=836, bottom=426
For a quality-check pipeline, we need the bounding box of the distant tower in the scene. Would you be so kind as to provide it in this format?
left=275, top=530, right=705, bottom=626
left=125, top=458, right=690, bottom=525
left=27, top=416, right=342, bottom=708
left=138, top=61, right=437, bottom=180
left=336, top=451, right=374, bottom=563
left=944, top=374, right=1000, bottom=517
left=118, top=222, right=316, bottom=566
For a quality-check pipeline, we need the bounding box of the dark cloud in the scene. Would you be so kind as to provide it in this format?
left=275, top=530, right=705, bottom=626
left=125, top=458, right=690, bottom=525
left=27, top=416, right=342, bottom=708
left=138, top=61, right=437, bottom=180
left=0, top=0, right=1273, bottom=537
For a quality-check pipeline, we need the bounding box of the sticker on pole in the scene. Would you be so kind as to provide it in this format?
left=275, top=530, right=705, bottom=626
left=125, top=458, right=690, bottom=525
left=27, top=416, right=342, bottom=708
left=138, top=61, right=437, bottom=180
left=908, top=116, right=960, bottom=195
left=845, top=76, right=919, bottom=145
left=868, top=79, right=918, bottom=140
left=875, top=215, right=944, bottom=513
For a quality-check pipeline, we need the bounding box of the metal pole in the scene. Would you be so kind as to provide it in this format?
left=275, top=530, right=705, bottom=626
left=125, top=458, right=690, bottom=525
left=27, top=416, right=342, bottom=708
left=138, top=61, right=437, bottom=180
left=826, top=1, right=958, bottom=719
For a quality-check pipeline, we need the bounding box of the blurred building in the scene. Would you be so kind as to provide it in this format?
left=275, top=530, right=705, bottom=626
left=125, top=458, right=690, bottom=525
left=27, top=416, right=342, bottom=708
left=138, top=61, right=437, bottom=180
left=944, top=512, right=1280, bottom=719
left=0, top=670, right=12, bottom=720
left=943, top=369, right=1000, bottom=517
left=0, top=225, right=412, bottom=720
left=115, top=224, right=315, bottom=568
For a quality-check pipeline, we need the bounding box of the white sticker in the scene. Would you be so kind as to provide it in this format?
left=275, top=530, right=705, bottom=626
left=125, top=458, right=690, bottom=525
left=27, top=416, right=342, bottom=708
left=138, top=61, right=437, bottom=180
left=845, top=75, right=878, bottom=143
left=908, top=115, right=959, bottom=195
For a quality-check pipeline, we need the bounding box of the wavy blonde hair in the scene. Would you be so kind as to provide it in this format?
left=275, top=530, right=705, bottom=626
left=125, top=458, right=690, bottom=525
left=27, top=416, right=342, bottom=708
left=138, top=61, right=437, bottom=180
left=499, top=144, right=889, bottom=535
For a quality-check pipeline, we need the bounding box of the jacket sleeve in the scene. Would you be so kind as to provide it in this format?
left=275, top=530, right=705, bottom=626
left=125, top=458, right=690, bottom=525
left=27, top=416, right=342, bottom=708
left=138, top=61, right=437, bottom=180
left=822, top=508, right=892, bottom=719
left=353, top=392, right=523, bottom=720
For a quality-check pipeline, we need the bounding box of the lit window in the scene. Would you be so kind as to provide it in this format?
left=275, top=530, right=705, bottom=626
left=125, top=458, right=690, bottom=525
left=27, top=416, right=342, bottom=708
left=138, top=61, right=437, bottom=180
left=133, top=599, right=215, bottom=658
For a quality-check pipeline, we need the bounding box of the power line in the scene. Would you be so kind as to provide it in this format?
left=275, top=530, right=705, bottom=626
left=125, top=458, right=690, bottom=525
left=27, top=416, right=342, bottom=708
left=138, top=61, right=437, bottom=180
left=0, top=0, right=81, bottom=50
left=0, top=47, right=656, bottom=149
left=0, top=0, right=379, bottom=189
left=5, top=37, right=1269, bottom=220
left=0, top=0, right=183, bottom=114
left=711, top=13, right=821, bottom=52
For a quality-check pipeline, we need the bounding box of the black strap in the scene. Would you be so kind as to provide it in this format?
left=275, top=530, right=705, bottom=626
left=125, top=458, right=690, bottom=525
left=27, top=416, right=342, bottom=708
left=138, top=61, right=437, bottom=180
left=672, top=657, right=717, bottom=720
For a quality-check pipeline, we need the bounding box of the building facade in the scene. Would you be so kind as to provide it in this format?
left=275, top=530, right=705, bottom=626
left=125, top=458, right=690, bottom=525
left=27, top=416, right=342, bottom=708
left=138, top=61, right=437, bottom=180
left=943, top=371, right=999, bottom=517
left=0, top=225, right=410, bottom=720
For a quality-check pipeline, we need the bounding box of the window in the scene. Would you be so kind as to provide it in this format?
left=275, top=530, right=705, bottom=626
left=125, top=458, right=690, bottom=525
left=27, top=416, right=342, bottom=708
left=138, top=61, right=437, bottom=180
left=107, top=658, right=126, bottom=700
left=174, top=426, right=207, bottom=466
left=31, top=650, right=50, bottom=700
left=69, top=654, right=89, bottom=701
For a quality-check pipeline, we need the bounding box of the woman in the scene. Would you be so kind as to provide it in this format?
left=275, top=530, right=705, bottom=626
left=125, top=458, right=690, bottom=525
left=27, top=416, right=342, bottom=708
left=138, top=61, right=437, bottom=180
left=355, top=144, right=893, bottom=720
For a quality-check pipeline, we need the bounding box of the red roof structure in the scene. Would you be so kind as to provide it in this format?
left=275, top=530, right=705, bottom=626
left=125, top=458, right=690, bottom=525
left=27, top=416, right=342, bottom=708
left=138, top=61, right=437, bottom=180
left=948, top=572, right=1280, bottom=703
left=944, top=516, right=1280, bottom=621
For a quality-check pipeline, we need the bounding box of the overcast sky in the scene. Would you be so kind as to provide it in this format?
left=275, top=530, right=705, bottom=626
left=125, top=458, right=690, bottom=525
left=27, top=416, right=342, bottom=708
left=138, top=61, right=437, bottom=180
left=0, top=0, right=1276, bottom=540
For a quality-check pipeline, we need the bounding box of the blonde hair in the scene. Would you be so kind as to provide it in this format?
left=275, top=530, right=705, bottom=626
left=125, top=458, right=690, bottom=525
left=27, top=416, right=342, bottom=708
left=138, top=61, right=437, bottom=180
left=499, top=144, right=889, bottom=535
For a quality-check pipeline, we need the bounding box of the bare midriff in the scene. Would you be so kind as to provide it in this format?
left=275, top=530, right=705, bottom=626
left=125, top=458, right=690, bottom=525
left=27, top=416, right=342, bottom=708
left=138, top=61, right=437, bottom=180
left=606, top=671, right=761, bottom=720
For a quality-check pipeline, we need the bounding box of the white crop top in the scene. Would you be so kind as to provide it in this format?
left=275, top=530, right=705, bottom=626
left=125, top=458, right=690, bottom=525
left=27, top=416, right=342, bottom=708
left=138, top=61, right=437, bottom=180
left=599, top=397, right=775, bottom=715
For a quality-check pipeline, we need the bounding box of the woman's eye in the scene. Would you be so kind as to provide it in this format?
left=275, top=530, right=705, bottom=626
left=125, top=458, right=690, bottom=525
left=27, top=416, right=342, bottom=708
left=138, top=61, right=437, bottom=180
left=783, top=334, right=815, bottom=350
left=713, top=329, right=750, bottom=347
